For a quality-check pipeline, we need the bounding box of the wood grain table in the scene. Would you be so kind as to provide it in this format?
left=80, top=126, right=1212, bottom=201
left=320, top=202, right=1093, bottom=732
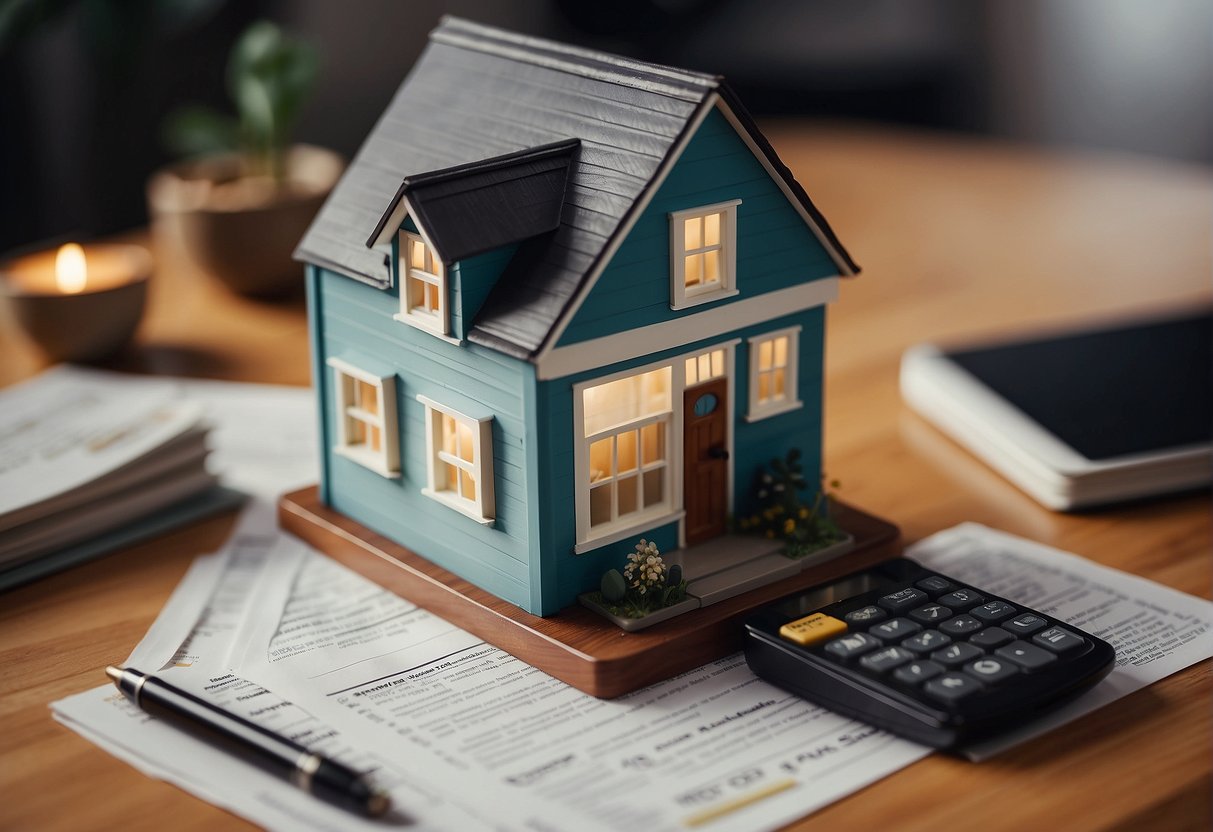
left=1, top=124, right=1209, bottom=832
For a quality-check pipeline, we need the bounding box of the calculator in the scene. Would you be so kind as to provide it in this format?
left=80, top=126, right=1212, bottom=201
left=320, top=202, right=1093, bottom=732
left=743, top=557, right=1115, bottom=749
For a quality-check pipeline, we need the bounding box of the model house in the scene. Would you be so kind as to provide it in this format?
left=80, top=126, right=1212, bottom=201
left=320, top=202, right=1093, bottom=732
left=295, top=17, right=859, bottom=617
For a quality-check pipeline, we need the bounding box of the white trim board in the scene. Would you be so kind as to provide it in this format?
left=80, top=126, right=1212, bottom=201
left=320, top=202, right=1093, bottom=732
left=536, top=278, right=838, bottom=380
left=534, top=94, right=854, bottom=367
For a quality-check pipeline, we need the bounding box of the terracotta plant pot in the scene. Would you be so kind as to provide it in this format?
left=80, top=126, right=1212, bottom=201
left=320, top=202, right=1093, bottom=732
left=147, top=144, right=343, bottom=296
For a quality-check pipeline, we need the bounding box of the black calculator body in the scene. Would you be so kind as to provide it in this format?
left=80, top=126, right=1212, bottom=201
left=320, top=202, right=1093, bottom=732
left=743, top=557, right=1115, bottom=749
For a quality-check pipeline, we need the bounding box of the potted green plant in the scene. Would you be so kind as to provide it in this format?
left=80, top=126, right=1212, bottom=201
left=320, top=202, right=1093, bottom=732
left=147, top=21, right=342, bottom=295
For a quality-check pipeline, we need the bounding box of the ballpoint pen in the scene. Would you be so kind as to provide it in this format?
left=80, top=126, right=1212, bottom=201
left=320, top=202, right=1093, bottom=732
left=105, top=665, right=391, bottom=818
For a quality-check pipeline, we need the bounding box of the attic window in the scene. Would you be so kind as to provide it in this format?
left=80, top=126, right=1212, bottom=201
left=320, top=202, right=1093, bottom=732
left=326, top=357, right=400, bottom=477
left=397, top=231, right=448, bottom=336
left=669, top=200, right=741, bottom=310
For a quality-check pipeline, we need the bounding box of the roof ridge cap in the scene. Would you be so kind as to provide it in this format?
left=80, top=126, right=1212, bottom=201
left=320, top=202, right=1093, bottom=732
left=432, top=16, right=720, bottom=101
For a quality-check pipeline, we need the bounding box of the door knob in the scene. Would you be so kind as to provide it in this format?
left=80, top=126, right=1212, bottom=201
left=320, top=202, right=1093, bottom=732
left=708, top=445, right=729, bottom=460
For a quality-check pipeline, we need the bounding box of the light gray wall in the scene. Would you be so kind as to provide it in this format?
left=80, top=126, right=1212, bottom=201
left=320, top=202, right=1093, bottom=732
left=985, top=0, right=1212, bottom=161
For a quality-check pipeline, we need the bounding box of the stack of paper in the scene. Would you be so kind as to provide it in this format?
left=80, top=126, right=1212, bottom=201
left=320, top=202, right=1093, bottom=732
left=0, top=369, right=222, bottom=588
left=0, top=367, right=317, bottom=590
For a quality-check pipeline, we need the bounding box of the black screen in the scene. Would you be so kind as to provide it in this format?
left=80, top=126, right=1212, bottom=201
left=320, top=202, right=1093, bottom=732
left=947, top=312, right=1212, bottom=461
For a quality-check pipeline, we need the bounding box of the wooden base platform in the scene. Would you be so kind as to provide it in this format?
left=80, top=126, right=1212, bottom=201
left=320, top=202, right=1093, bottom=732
left=279, top=486, right=900, bottom=698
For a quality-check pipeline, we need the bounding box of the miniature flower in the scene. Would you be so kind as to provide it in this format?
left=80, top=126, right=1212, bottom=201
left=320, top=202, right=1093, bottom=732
left=783, top=518, right=795, bottom=534
left=798, top=507, right=809, bottom=519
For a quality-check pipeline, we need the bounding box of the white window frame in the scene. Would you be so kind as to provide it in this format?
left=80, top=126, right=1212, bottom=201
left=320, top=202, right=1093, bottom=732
left=417, top=395, right=495, bottom=525
left=572, top=340, right=740, bottom=553
left=327, top=357, right=400, bottom=477
left=747, top=326, right=803, bottom=421
left=669, top=199, right=741, bottom=310
left=574, top=363, right=678, bottom=551
left=394, top=230, right=450, bottom=337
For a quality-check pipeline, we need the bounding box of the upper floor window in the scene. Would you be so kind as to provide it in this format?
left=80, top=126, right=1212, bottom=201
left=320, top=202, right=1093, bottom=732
left=669, top=199, right=741, bottom=310
left=327, top=357, right=400, bottom=477
left=747, top=326, right=803, bottom=421
left=398, top=231, right=448, bottom=335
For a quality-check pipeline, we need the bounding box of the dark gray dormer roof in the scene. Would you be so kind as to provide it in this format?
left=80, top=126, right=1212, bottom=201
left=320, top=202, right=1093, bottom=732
left=295, top=16, right=858, bottom=361
left=366, top=139, right=578, bottom=263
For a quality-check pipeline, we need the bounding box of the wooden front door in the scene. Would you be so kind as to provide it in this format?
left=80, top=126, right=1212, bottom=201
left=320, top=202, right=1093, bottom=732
left=683, top=377, right=728, bottom=546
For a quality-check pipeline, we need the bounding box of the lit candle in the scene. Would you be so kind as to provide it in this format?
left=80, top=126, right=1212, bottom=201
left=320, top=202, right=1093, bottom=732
left=0, top=242, right=152, bottom=362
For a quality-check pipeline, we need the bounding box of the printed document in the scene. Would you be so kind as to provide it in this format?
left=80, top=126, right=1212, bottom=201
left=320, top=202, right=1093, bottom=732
left=236, top=541, right=930, bottom=832
left=52, top=510, right=498, bottom=831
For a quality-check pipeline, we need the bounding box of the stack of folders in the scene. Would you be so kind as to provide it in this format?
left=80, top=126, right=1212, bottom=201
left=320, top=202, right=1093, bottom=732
left=900, top=311, right=1212, bottom=510
left=0, top=367, right=241, bottom=590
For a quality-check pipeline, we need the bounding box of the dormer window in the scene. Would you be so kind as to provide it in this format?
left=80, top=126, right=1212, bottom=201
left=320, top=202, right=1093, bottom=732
left=669, top=200, right=741, bottom=310
left=398, top=231, right=448, bottom=335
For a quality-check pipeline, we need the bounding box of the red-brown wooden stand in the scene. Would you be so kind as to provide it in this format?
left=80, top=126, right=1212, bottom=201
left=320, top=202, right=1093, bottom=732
left=279, top=486, right=900, bottom=698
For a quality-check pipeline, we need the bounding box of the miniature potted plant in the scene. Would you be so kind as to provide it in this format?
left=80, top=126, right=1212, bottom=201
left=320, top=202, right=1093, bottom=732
left=147, top=21, right=343, bottom=296
left=581, top=539, right=695, bottom=631
left=738, top=450, right=848, bottom=559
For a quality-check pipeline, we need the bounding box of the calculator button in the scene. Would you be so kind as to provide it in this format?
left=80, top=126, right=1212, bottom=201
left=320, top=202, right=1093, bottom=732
left=1006, top=613, right=1048, bottom=636
left=924, top=673, right=983, bottom=703
left=870, top=618, right=921, bottom=639
left=893, top=660, right=945, bottom=685
left=969, top=627, right=1015, bottom=649
left=916, top=576, right=953, bottom=595
left=859, top=647, right=915, bottom=674
left=939, top=615, right=983, bottom=636
left=901, top=630, right=952, bottom=654
left=963, top=657, right=1020, bottom=684
left=908, top=604, right=952, bottom=624
left=939, top=588, right=986, bottom=609
left=844, top=605, right=887, bottom=626
left=995, top=641, right=1059, bottom=671
left=931, top=642, right=985, bottom=667
left=1032, top=627, right=1086, bottom=655
left=971, top=601, right=1017, bottom=623
left=878, top=588, right=929, bottom=613
left=824, top=633, right=882, bottom=660
left=779, top=613, right=848, bottom=647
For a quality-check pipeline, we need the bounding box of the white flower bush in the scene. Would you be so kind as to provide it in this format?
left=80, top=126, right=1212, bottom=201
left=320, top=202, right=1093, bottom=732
left=623, top=539, right=665, bottom=595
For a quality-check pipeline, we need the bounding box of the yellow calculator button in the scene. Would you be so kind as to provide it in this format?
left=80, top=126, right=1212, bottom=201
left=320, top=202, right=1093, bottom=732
left=779, top=613, right=847, bottom=646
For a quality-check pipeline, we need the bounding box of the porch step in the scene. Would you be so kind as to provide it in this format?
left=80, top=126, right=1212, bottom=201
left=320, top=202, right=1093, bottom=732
left=663, top=534, right=785, bottom=583
left=685, top=552, right=802, bottom=607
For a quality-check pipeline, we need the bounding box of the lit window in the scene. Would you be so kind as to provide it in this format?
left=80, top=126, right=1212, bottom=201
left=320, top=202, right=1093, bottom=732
left=327, top=357, right=399, bottom=477
left=685, top=348, right=725, bottom=387
left=580, top=367, right=672, bottom=537
left=669, top=200, right=740, bottom=309
left=418, top=396, right=494, bottom=523
left=747, top=328, right=803, bottom=420
left=399, top=231, right=447, bottom=335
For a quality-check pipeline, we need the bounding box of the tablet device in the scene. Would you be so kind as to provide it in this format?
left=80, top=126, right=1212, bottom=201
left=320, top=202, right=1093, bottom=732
left=900, top=311, right=1211, bottom=509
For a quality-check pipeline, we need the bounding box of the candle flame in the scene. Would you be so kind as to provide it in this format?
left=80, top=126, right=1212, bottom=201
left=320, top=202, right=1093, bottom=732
left=56, top=243, right=87, bottom=294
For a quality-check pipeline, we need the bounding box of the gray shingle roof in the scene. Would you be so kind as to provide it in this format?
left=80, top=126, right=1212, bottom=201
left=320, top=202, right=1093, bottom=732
left=295, top=17, right=857, bottom=361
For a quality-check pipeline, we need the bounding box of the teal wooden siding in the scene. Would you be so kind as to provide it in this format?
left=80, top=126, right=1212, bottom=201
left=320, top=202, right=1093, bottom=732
left=309, top=266, right=539, bottom=611
left=556, top=107, right=840, bottom=346
left=536, top=307, right=825, bottom=613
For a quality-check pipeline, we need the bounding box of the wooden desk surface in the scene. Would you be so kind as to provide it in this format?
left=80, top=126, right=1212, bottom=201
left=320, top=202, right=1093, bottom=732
left=1, top=124, right=1209, bottom=831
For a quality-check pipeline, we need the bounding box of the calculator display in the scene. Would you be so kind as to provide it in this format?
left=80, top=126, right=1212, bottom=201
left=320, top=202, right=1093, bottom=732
left=769, top=574, right=889, bottom=618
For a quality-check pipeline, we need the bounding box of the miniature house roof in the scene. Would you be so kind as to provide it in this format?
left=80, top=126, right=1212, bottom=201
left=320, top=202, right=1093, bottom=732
left=294, top=16, right=859, bottom=361
left=366, top=139, right=579, bottom=263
